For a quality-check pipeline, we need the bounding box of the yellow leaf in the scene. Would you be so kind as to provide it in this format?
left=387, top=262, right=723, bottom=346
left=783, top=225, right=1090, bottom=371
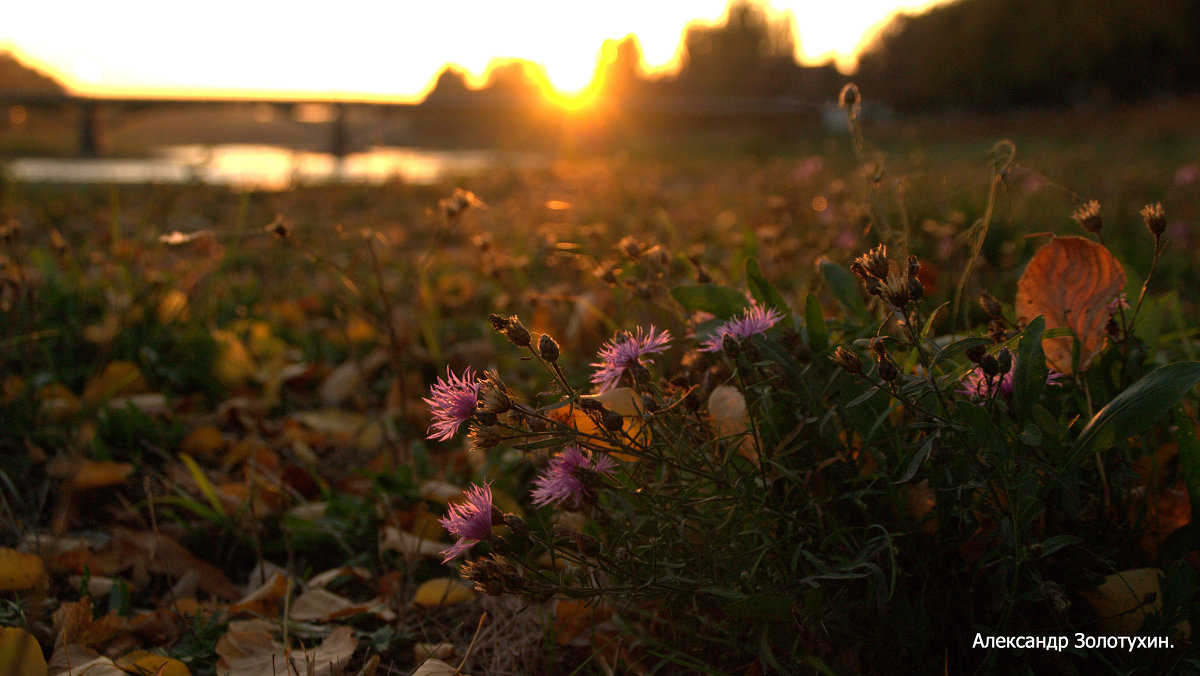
left=0, top=626, right=47, bottom=676
left=412, top=578, right=476, bottom=608
left=1015, top=236, right=1125, bottom=374
left=114, top=651, right=192, bottom=676
left=157, top=289, right=189, bottom=324
left=82, top=361, right=148, bottom=406
left=37, top=384, right=80, bottom=422
left=0, top=547, right=46, bottom=591
left=179, top=426, right=226, bottom=457
left=212, top=329, right=256, bottom=388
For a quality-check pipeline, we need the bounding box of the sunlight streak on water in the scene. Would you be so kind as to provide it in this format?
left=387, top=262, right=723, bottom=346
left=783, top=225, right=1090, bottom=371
left=6, top=144, right=539, bottom=190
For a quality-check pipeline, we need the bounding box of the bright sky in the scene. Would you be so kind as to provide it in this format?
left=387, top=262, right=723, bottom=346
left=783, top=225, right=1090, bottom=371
left=1, top=0, right=949, bottom=101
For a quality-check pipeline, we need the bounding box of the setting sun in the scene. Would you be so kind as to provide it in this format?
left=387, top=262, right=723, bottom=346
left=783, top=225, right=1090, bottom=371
left=1, top=0, right=952, bottom=102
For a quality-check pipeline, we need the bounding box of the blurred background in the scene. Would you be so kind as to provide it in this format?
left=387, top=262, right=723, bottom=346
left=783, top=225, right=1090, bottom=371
left=2, top=0, right=1199, bottom=186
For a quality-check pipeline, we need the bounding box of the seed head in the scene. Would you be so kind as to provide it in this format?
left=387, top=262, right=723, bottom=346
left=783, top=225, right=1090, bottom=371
left=979, top=291, right=1004, bottom=320
left=877, top=355, right=899, bottom=382
left=855, top=244, right=891, bottom=281
left=1072, top=200, right=1103, bottom=234
left=1141, top=202, right=1166, bottom=237
left=538, top=333, right=560, bottom=363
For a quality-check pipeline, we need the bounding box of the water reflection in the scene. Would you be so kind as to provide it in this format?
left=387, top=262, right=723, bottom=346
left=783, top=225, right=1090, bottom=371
left=5, top=144, right=537, bottom=189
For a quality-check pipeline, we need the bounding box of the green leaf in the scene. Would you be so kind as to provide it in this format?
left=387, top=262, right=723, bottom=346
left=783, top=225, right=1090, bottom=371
left=1175, top=406, right=1200, bottom=521
left=818, top=257, right=867, bottom=321
left=1037, top=535, right=1080, bottom=558
left=670, top=284, right=749, bottom=319
left=805, top=293, right=828, bottom=351
left=1012, top=316, right=1048, bottom=422
left=1064, top=362, right=1200, bottom=470
left=745, top=257, right=791, bottom=320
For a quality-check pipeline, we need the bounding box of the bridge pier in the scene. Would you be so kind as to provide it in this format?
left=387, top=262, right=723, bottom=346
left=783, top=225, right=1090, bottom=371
left=330, top=102, right=348, bottom=159
left=79, top=100, right=103, bottom=156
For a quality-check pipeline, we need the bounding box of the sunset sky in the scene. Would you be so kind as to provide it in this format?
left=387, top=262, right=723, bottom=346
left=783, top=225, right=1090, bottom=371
left=1, top=0, right=950, bottom=101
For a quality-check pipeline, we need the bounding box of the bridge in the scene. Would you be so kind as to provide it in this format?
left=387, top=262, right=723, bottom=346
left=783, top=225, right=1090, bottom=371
left=0, top=92, right=828, bottom=157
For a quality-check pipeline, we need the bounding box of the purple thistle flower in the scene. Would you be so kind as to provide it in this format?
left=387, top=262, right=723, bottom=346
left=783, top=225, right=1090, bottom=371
left=590, top=326, right=672, bottom=392
left=438, top=482, right=495, bottom=562
left=699, top=303, right=783, bottom=352
left=531, top=445, right=616, bottom=508
left=958, top=356, right=1064, bottom=400
left=423, top=367, right=479, bottom=441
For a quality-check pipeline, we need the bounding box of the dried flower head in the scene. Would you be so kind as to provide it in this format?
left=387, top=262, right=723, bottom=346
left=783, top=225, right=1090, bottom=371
left=423, top=367, right=480, bottom=441
left=475, top=370, right=512, bottom=416
left=830, top=346, right=863, bottom=375
left=1141, top=202, right=1166, bottom=237
left=591, top=326, right=672, bottom=392
left=1072, top=200, right=1103, bottom=234
left=467, top=424, right=504, bottom=453
left=531, top=445, right=616, bottom=508
left=699, top=303, right=783, bottom=353
left=438, top=482, right=496, bottom=562
left=854, top=244, right=891, bottom=281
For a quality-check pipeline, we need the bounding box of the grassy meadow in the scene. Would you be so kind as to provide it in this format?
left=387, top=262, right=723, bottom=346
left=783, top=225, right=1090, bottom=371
left=3, top=100, right=1200, bottom=674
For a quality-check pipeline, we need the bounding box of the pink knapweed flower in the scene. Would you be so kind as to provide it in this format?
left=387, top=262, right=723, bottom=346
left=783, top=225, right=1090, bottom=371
left=438, top=482, right=496, bottom=562
left=531, top=445, right=616, bottom=508
left=958, top=357, right=1063, bottom=401
left=423, top=367, right=479, bottom=441
left=590, top=326, right=672, bottom=392
left=699, top=303, right=783, bottom=352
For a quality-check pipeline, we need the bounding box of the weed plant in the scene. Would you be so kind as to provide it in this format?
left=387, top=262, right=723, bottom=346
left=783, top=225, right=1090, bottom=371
left=420, top=88, right=1200, bottom=674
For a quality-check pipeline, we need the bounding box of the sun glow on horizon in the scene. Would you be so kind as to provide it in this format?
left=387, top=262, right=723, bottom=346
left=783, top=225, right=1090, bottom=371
left=1, top=1, right=952, bottom=103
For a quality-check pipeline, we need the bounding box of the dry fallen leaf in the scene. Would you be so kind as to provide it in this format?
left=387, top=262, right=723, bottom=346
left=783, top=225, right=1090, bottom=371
left=1015, top=236, right=1125, bottom=373
left=47, top=643, right=124, bottom=676
left=546, top=387, right=648, bottom=459
left=410, top=659, right=465, bottom=676
left=412, top=578, right=476, bottom=608
left=113, top=650, right=193, bottom=676
left=215, top=624, right=357, bottom=676
left=0, top=547, right=46, bottom=591
left=113, top=529, right=242, bottom=600
left=0, top=626, right=47, bottom=676
left=1078, top=568, right=1172, bottom=637
left=708, top=385, right=755, bottom=462
left=82, top=361, right=149, bottom=406
left=67, top=460, right=135, bottom=491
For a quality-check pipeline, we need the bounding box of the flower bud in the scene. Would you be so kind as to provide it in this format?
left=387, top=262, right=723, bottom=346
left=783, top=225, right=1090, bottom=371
left=965, top=344, right=987, bottom=364
left=981, top=354, right=1000, bottom=378
left=877, top=355, right=899, bottom=383
left=538, top=333, right=560, bottom=363
left=996, top=347, right=1013, bottom=376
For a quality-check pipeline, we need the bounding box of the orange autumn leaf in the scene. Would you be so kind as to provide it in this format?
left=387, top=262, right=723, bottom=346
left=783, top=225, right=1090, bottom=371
left=68, top=460, right=135, bottom=491
left=1015, top=236, right=1125, bottom=374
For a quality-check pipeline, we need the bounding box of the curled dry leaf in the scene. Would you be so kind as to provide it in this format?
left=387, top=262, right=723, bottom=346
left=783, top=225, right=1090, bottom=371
left=410, top=659, right=465, bottom=676
left=215, top=624, right=357, bottom=676
left=1015, top=236, right=1125, bottom=374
